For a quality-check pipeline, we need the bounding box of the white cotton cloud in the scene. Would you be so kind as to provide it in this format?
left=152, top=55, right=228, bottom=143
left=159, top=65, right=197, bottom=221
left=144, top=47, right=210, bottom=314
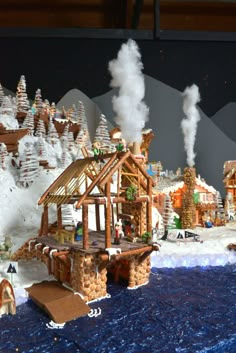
left=108, top=39, right=149, bottom=144
left=181, top=84, right=201, bottom=167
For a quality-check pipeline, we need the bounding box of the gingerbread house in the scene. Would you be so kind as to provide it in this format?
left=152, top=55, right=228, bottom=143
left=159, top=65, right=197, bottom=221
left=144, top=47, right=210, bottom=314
left=223, top=160, right=236, bottom=207
left=154, top=169, right=218, bottom=227
left=12, top=150, right=158, bottom=306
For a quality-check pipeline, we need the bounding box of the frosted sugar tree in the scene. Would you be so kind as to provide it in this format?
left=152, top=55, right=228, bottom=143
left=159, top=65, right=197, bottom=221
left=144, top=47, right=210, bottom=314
left=60, top=124, right=69, bottom=151
left=0, top=143, right=9, bottom=170
left=60, top=135, right=68, bottom=151
left=35, top=119, right=46, bottom=138
left=83, top=128, right=92, bottom=151
left=67, top=104, right=78, bottom=122
left=34, top=88, right=43, bottom=115
left=60, top=139, right=73, bottom=168
left=10, top=96, right=17, bottom=117
left=0, top=96, right=19, bottom=129
left=37, top=136, right=47, bottom=160
left=18, top=142, right=39, bottom=187
left=74, top=129, right=87, bottom=158
left=94, top=114, right=112, bottom=152
left=67, top=131, right=75, bottom=153
left=0, top=96, right=14, bottom=116
left=43, top=99, right=50, bottom=115
left=16, top=75, right=30, bottom=114
left=214, top=191, right=226, bottom=225
left=77, top=100, right=91, bottom=149
left=50, top=102, right=56, bottom=119
left=162, top=194, right=176, bottom=238
left=0, top=83, right=4, bottom=106
left=61, top=124, right=69, bottom=140
left=77, top=100, right=86, bottom=127
left=22, top=110, right=35, bottom=135
left=75, top=129, right=86, bottom=147
left=47, top=120, right=59, bottom=147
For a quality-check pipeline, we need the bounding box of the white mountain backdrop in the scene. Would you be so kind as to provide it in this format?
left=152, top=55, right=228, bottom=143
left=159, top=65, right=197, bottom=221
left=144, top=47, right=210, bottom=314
left=93, top=74, right=236, bottom=197
left=3, top=75, right=236, bottom=196
left=211, top=102, right=236, bottom=143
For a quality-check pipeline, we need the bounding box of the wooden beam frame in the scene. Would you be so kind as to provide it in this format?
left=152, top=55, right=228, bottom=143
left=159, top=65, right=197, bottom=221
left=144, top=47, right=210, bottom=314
left=41, top=205, right=49, bottom=236
left=146, top=177, right=153, bottom=233
left=95, top=203, right=101, bottom=231
left=75, top=152, right=118, bottom=209
left=105, top=181, right=111, bottom=248
left=57, top=205, right=63, bottom=230
left=82, top=204, right=89, bottom=250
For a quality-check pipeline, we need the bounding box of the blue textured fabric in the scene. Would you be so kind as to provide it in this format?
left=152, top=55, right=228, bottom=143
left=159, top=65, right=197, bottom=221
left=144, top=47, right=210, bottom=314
left=0, top=264, right=235, bottom=353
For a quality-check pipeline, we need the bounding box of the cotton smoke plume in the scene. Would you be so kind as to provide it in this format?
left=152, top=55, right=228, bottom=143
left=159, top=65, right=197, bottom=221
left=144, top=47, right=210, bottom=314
left=108, top=39, right=149, bottom=144
left=181, top=84, right=201, bottom=167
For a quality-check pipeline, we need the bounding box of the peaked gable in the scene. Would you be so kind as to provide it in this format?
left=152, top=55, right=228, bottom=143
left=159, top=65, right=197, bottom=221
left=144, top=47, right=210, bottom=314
left=38, top=151, right=154, bottom=208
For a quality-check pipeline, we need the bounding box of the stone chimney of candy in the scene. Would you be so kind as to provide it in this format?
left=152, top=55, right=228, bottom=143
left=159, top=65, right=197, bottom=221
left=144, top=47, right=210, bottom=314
left=181, top=167, right=196, bottom=229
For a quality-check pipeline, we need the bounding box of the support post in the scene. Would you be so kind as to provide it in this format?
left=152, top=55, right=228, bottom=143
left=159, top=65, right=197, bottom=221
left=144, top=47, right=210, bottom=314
left=41, top=205, right=49, bottom=236
left=146, top=178, right=153, bottom=233
left=57, top=205, right=63, bottom=229
left=95, top=203, right=100, bottom=231
left=82, top=204, right=89, bottom=249
left=105, top=181, right=111, bottom=248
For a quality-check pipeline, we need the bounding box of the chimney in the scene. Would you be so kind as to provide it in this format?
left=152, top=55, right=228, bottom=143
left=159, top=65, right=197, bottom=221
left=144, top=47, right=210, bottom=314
left=131, top=141, right=145, bottom=165
left=181, top=167, right=196, bottom=229
left=132, top=141, right=141, bottom=155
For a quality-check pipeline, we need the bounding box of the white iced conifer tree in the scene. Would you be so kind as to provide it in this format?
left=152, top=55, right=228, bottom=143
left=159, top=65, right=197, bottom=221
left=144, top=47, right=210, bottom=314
left=67, top=131, right=75, bottom=152
left=37, top=136, right=47, bottom=160
left=10, top=96, right=17, bottom=117
left=60, top=141, right=72, bottom=168
left=162, top=194, right=176, bottom=234
left=214, top=191, right=226, bottom=223
left=0, top=96, right=14, bottom=116
left=0, top=96, right=19, bottom=129
left=35, top=119, right=46, bottom=138
left=16, top=75, right=30, bottom=113
left=77, top=100, right=86, bottom=127
left=60, top=124, right=69, bottom=152
left=0, top=143, right=9, bottom=170
left=77, top=100, right=91, bottom=149
left=34, top=88, right=43, bottom=114
left=47, top=120, right=59, bottom=146
left=0, top=83, right=4, bottom=106
left=83, top=129, right=92, bottom=151
left=74, top=129, right=87, bottom=158
left=61, top=124, right=69, bottom=139
left=43, top=99, right=50, bottom=115
left=94, top=114, right=112, bottom=152
left=50, top=102, right=56, bottom=119
left=18, top=142, right=39, bottom=187
left=67, top=104, right=78, bottom=122
left=22, top=110, right=35, bottom=135
left=75, top=129, right=85, bottom=147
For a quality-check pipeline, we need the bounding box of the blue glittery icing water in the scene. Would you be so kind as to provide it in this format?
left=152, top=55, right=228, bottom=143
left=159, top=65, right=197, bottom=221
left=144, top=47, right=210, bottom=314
left=0, top=264, right=235, bottom=353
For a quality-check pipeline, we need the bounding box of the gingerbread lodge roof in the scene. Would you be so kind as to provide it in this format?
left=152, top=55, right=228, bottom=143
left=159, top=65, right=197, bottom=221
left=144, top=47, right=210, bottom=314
left=38, top=150, right=155, bottom=208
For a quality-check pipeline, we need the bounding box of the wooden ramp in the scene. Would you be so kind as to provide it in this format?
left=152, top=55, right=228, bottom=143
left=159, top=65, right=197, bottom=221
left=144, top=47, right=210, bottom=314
left=26, top=281, right=90, bottom=323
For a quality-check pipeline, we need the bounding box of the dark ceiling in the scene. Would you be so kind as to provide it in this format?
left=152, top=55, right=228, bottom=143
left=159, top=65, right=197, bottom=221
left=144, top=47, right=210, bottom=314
left=1, top=1, right=236, bottom=32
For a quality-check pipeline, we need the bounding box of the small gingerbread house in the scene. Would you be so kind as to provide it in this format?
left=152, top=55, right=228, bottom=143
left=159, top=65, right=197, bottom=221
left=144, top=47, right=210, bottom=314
left=154, top=170, right=217, bottom=227
left=223, top=160, right=236, bottom=207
